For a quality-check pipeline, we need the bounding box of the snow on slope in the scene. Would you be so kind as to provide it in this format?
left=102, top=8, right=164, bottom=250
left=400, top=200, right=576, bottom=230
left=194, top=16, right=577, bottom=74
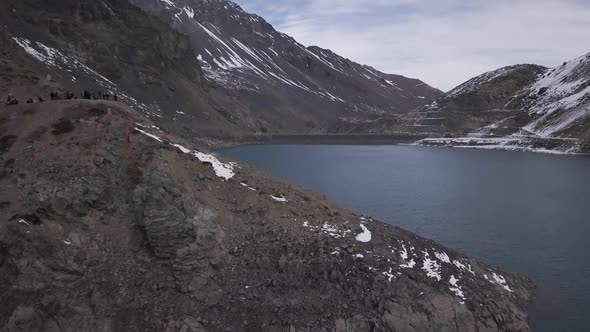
left=11, top=37, right=162, bottom=118
left=446, top=65, right=533, bottom=97
left=189, top=14, right=348, bottom=102
left=131, top=0, right=440, bottom=114
left=523, top=53, right=590, bottom=137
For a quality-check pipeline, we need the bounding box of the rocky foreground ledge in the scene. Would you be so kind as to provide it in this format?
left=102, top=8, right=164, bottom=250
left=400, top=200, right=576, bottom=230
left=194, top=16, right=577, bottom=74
left=0, top=101, right=533, bottom=331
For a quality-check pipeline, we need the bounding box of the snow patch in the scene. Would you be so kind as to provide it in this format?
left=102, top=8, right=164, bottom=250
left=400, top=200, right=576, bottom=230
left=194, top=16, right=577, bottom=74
left=399, top=244, right=416, bottom=268
left=435, top=251, right=451, bottom=264
left=355, top=223, right=372, bottom=242
left=17, top=219, right=31, bottom=226
left=449, top=275, right=466, bottom=303
left=422, top=251, right=442, bottom=281
left=136, top=131, right=235, bottom=181
left=322, top=223, right=351, bottom=238
left=400, top=258, right=416, bottom=269
left=270, top=195, right=287, bottom=203
left=382, top=268, right=397, bottom=282
left=453, top=260, right=475, bottom=275
left=192, top=151, right=235, bottom=180
left=240, top=183, right=257, bottom=191
left=489, top=272, right=514, bottom=292
left=303, top=221, right=351, bottom=239
left=135, top=128, right=163, bottom=142
left=183, top=6, right=194, bottom=18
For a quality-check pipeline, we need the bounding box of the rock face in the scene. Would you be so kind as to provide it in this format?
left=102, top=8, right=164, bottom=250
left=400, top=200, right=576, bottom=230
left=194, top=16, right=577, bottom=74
left=0, top=100, right=534, bottom=331
left=0, top=0, right=441, bottom=138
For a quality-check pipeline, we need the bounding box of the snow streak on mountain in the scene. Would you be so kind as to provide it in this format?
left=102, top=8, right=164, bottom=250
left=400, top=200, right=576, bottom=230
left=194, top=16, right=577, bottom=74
left=132, top=0, right=442, bottom=116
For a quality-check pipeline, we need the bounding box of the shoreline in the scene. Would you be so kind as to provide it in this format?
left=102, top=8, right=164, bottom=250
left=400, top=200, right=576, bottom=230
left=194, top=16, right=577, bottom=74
left=207, top=133, right=428, bottom=149
left=208, top=133, right=589, bottom=156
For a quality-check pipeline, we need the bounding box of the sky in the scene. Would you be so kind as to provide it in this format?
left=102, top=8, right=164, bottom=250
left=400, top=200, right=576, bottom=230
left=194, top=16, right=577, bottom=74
left=232, top=0, right=590, bottom=91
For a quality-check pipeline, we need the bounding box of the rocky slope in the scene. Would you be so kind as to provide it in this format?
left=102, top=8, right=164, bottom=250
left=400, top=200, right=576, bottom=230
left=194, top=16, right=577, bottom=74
left=0, top=0, right=441, bottom=138
left=130, top=0, right=442, bottom=129
left=341, top=53, right=590, bottom=153
left=0, top=0, right=252, bottom=139
left=0, top=99, right=533, bottom=331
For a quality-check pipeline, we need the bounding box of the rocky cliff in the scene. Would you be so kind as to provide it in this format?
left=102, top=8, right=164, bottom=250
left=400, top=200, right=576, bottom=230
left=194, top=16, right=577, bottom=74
left=0, top=99, right=533, bottom=331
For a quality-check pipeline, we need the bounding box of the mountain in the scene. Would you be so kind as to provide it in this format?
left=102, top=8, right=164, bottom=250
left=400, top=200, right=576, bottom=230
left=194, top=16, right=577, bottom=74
left=130, top=0, right=442, bottom=131
left=401, top=64, right=547, bottom=137
left=0, top=99, right=533, bottom=331
left=518, top=53, right=590, bottom=140
left=0, top=0, right=441, bottom=139
left=342, top=53, right=590, bottom=153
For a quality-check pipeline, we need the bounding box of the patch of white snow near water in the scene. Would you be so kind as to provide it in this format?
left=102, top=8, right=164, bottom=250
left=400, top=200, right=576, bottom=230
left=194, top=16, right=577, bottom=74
left=270, top=195, right=288, bottom=203
left=399, top=244, right=416, bottom=268
left=422, top=251, right=442, bottom=281
left=192, top=151, right=235, bottom=180
left=135, top=128, right=163, bottom=142
left=490, top=272, right=514, bottom=292
left=449, top=275, right=466, bottom=304
left=435, top=251, right=451, bottom=264
left=135, top=131, right=235, bottom=181
left=355, top=223, right=372, bottom=242
left=171, top=143, right=190, bottom=153
left=241, top=183, right=256, bottom=191
left=322, top=223, right=351, bottom=238
left=453, top=260, right=475, bottom=275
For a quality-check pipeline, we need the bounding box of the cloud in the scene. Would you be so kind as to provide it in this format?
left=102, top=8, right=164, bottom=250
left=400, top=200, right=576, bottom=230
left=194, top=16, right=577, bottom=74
left=233, top=0, right=590, bottom=91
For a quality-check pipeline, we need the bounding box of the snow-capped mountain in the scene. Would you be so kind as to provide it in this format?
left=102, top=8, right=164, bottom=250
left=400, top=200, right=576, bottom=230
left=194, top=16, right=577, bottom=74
left=130, top=0, right=442, bottom=125
left=1, top=0, right=441, bottom=135
left=419, top=53, right=590, bottom=152
left=402, top=64, right=547, bottom=137
left=339, top=53, right=590, bottom=153
left=520, top=53, right=590, bottom=139
left=1, top=0, right=442, bottom=135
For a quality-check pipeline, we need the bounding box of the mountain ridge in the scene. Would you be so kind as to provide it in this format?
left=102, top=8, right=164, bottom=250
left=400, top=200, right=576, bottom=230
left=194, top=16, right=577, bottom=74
left=130, top=0, right=443, bottom=126
left=1, top=0, right=442, bottom=139
left=335, top=52, right=590, bottom=153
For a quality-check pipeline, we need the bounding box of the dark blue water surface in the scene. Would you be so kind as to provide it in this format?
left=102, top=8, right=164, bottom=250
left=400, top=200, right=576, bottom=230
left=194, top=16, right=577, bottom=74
left=221, top=144, right=590, bottom=331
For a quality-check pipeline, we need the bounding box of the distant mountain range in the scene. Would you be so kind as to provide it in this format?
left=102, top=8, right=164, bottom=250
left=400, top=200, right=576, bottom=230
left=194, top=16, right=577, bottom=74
left=0, top=0, right=441, bottom=138
left=1, top=0, right=587, bottom=153
left=339, top=53, right=590, bottom=153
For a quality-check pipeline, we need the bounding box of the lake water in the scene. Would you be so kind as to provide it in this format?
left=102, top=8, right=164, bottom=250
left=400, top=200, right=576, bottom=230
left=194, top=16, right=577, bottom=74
left=221, top=144, right=590, bottom=332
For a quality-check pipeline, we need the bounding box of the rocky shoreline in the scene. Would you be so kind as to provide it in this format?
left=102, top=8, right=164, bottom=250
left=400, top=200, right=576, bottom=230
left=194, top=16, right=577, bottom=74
left=416, top=136, right=590, bottom=155
left=0, top=100, right=534, bottom=331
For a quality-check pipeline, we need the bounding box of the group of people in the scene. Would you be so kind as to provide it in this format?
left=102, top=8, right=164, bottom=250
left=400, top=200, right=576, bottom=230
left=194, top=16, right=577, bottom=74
left=5, top=96, right=19, bottom=105
left=5, top=90, right=119, bottom=106
left=26, top=97, right=45, bottom=104
left=51, top=90, right=118, bottom=101
left=6, top=95, right=45, bottom=106
left=85, top=90, right=118, bottom=101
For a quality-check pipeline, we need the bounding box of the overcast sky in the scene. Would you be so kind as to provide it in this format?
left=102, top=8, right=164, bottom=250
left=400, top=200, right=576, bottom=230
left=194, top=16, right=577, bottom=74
left=232, top=0, right=590, bottom=91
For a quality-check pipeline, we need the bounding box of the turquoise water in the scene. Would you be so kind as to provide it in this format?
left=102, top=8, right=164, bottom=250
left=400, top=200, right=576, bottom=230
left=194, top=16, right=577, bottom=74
left=221, top=144, right=590, bottom=331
